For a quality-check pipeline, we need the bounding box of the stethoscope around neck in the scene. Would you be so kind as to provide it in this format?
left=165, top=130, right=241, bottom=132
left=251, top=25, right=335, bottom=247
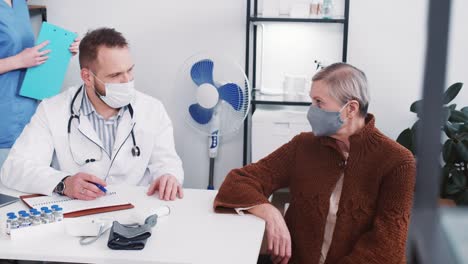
left=67, top=86, right=141, bottom=164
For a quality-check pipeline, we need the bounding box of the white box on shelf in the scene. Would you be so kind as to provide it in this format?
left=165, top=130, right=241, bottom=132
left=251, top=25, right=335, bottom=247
left=252, top=108, right=310, bottom=162
left=290, top=2, right=310, bottom=18
left=261, top=0, right=280, bottom=17
left=279, top=0, right=292, bottom=15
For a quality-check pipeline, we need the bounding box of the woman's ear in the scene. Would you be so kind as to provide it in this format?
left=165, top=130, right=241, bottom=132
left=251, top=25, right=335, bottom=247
left=347, top=100, right=361, bottom=118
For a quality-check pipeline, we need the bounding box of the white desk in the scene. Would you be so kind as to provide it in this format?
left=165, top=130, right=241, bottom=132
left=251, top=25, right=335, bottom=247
left=0, top=184, right=265, bottom=264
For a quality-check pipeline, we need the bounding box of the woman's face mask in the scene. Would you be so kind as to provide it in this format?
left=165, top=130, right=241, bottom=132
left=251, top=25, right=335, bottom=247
left=307, top=102, right=348, bottom=136
left=90, top=71, right=136, bottom=109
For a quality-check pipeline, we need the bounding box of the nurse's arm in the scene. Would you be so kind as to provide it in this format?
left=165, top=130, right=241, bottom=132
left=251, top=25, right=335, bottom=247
left=0, top=41, right=50, bottom=74
left=0, top=102, right=69, bottom=195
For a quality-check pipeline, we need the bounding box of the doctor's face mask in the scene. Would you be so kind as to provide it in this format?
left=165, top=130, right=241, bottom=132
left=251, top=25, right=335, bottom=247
left=90, top=71, right=136, bottom=109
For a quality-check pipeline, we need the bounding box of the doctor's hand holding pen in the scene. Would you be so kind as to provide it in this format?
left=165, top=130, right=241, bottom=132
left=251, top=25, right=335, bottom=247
left=63, top=173, right=107, bottom=200
left=147, top=174, right=184, bottom=201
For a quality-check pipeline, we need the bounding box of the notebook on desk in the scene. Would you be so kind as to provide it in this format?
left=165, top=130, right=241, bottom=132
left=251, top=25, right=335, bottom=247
left=20, top=191, right=134, bottom=218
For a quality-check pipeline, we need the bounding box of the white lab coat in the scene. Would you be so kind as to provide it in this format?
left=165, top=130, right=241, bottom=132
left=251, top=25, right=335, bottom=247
left=0, top=85, right=184, bottom=195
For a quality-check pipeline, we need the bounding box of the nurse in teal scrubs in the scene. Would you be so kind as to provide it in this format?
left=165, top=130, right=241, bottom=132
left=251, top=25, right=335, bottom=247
left=0, top=0, right=79, bottom=166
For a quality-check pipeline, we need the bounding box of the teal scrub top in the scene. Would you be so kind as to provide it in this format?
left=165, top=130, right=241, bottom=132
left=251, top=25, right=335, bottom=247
left=0, top=0, right=38, bottom=148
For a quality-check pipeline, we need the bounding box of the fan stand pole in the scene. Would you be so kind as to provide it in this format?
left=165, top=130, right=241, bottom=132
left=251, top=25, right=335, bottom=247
left=208, top=157, right=215, bottom=190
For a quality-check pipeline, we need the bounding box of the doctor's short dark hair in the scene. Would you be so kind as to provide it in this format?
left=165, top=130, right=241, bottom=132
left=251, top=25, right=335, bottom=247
left=312, top=62, right=370, bottom=117
left=78, top=27, right=128, bottom=69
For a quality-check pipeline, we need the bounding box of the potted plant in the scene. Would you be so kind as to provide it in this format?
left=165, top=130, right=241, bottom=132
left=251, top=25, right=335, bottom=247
left=396, top=82, right=468, bottom=205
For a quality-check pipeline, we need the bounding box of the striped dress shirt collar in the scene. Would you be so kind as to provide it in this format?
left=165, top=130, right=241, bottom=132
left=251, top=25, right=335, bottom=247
left=81, top=87, right=127, bottom=157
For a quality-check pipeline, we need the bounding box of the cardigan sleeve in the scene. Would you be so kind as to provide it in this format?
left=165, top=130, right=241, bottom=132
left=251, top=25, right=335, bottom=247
left=336, top=160, right=416, bottom=264
left=213, top=134, right=301, bottom=212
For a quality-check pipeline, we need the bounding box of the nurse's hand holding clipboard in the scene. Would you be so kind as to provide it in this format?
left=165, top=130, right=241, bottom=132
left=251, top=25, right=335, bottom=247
left=69, top=37, right=80, bottom=55
left=14, top=40, right=50, bottom=68
left=7, top=37, right=80, bottom=71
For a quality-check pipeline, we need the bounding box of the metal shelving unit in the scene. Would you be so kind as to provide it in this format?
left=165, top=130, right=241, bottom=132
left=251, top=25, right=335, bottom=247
left=28, top=5, right=47, bottom=22
left=243, top=0, right=350, bottom=165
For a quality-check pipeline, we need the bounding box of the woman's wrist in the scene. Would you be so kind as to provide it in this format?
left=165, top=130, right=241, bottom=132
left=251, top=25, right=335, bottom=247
left=248, top=203, right=280, bottom=221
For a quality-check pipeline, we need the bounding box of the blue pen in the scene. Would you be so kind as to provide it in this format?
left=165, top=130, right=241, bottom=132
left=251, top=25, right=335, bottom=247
left=94, top=183, right=107, bottom=193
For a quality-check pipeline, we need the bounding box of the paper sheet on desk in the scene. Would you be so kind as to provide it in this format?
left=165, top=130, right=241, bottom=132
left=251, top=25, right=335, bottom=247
left=21, top=191, right=132, bottom=215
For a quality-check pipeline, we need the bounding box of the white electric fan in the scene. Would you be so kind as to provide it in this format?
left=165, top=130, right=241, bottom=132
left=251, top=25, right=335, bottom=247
left=176, top=54, right=250, bottom=189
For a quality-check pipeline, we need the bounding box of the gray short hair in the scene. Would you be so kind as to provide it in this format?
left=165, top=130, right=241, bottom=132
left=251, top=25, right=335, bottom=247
left=312, top=63, right=370, bottom=116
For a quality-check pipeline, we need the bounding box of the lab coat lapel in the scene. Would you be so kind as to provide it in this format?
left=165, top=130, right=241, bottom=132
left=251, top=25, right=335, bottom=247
left=77, top=117, right=105, bottom=151
left=72, top=85, right=105, bottom=151
left=112, top=110, right=135, bottom=160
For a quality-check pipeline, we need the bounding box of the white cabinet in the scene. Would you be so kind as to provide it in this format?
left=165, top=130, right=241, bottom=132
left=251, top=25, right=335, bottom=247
left=252, top=107, right=310, bottom=162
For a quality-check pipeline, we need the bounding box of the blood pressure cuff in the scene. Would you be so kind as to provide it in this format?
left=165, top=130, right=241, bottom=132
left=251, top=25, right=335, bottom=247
left=107, top=221, right=152, bottom=250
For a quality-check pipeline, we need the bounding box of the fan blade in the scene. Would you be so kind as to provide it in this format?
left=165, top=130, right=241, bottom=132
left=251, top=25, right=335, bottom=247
left=218, top=83, right=243, bottom=111
left=189, top=104, right=214, bottom=124
left=190, top=59, right=214, bottom=86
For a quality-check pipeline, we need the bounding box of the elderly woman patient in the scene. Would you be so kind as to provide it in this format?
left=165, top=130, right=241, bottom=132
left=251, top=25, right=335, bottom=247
left=214, top=63, right=416, bottom=264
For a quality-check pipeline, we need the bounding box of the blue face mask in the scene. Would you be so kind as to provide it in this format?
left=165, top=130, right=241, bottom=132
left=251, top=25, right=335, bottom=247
left=307, top=103, right=348, bottom=136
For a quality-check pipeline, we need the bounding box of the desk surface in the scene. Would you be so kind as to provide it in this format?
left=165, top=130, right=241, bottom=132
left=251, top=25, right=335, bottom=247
left=0, top=184, right=265, bottom=264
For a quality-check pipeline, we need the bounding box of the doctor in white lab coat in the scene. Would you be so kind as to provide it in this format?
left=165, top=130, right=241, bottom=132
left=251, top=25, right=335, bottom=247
left=0, top=28, right=184, bottom=201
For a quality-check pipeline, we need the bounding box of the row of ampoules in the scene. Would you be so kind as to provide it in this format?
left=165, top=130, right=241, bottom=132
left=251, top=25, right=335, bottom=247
left=5, top=205, right=64, bottom=235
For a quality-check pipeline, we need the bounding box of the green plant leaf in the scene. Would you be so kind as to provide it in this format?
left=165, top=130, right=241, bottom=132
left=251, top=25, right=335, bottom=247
left=460, top=134, right=468, bottom=142
left=452, top=169, right=467, bottom=188
left=445, top=169, right=466, bottom=196
left=448, top=104, right=457, bottom=111
left=460, top=123, right=468, bottom=133
left=442, top=107, right=452, bottom=124
left=444, top=122, right=457, bottom=138
left=454, top=141, right=468, bottom=160
left=449, top=110, right=468, bottom=123
left=444, top=122, right=463, bottom=138
left=396, top=128, right=413, bottom=153
left=443, top=139, right=456, bottom=163
left=443, top=82, right=463, bottom=104
left=446, top=180, right=463, bottom=195
left=410, top=100, right=422, bottom=115
left=441, top=164, right=454, bottom=198
left=461, top=106, right=468, bottom=115
left=455, top=190, right=468, bottom=205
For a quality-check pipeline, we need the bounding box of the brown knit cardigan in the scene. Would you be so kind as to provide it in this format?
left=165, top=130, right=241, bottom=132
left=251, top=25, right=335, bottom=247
left=214, top=114, right=416, bottom=264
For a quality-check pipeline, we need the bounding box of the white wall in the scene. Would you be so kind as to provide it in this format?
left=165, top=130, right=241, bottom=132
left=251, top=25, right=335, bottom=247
left=260, top=0, right=468, bottom=140
left=347, top=0, right=427, bottom=139
left=348, top=0, right=468, bottom=140
left=27, top=0, right=468, bottom=188
left=446, top=0, right=468, bottom=94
